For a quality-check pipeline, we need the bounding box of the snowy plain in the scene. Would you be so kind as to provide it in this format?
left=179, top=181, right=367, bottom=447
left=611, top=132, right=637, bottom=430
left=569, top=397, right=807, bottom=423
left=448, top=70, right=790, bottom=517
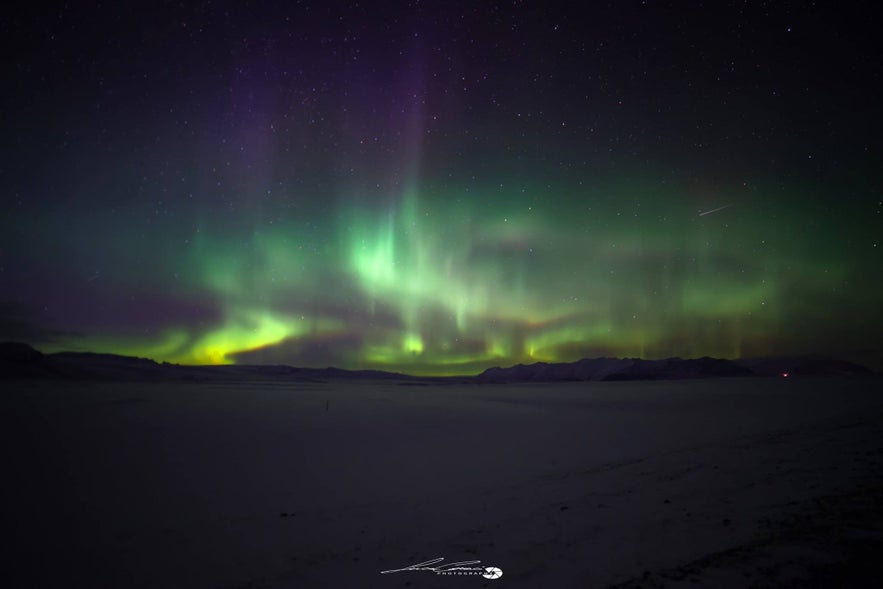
left=5, top=376, right=883, bottom=588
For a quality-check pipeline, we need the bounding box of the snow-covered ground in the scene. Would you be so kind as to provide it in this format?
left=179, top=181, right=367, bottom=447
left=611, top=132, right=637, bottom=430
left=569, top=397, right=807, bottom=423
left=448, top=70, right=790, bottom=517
left=5, top=377, right=883, bottom=588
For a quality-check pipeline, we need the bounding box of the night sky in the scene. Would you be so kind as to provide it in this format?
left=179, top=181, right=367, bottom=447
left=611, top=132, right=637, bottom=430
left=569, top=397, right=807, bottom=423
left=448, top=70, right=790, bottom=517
left=2, top=1, right=881, bottom=374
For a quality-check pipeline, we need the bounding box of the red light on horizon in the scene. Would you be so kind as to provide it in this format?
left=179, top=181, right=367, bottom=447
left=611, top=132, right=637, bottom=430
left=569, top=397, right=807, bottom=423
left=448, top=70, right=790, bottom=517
left=782, top=372, right=789, bottom=378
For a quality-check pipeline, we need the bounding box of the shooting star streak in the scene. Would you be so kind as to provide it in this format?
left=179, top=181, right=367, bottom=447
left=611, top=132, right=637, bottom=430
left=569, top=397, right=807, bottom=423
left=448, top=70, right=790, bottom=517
left=698, top=203, right=733, bottom=217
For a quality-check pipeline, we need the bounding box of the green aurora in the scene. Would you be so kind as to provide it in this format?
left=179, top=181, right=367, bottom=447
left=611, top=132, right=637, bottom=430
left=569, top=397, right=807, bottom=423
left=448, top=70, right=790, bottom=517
left=10, top=174, right=879, bottom=375
left=2, top=2, right=881, bottom=374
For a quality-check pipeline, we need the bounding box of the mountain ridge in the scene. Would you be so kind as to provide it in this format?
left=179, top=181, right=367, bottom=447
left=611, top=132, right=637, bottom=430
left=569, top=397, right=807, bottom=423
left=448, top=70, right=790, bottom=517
left=0, top=342, right=874, bottom=383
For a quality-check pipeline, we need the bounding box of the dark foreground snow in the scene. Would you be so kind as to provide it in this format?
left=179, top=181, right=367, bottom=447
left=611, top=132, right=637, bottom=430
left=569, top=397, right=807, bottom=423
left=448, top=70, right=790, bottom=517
left=4, top=377, right=882, bottom=588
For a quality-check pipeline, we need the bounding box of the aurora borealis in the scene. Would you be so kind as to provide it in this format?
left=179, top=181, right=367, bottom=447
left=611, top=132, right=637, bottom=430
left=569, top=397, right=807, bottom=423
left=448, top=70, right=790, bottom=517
left=2, top=2, right=881, bottom=374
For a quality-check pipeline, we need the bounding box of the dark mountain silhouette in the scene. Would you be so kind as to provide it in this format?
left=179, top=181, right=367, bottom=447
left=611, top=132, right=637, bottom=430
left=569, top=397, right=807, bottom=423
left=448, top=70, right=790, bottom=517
left=734, top=356, right=873, bottom=377
left=477, top=356, right=752, bottom=382
left=0, top=342, right=875, bottom=383
left=0, top=343, right=412, bottom=382
left=0, top=341, right=52, bottom=378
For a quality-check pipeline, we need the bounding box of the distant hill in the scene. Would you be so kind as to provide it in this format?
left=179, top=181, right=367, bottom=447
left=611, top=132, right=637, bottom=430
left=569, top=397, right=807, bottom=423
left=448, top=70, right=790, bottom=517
left=0, top=342, right=412, bottom=382
left=0, top=342, right=875, bottom=383
left=734, top=356, right=873, bottom=377
left=0, top=341, right=52, bottom=378
left=477, top=356, right=752, bottom=383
